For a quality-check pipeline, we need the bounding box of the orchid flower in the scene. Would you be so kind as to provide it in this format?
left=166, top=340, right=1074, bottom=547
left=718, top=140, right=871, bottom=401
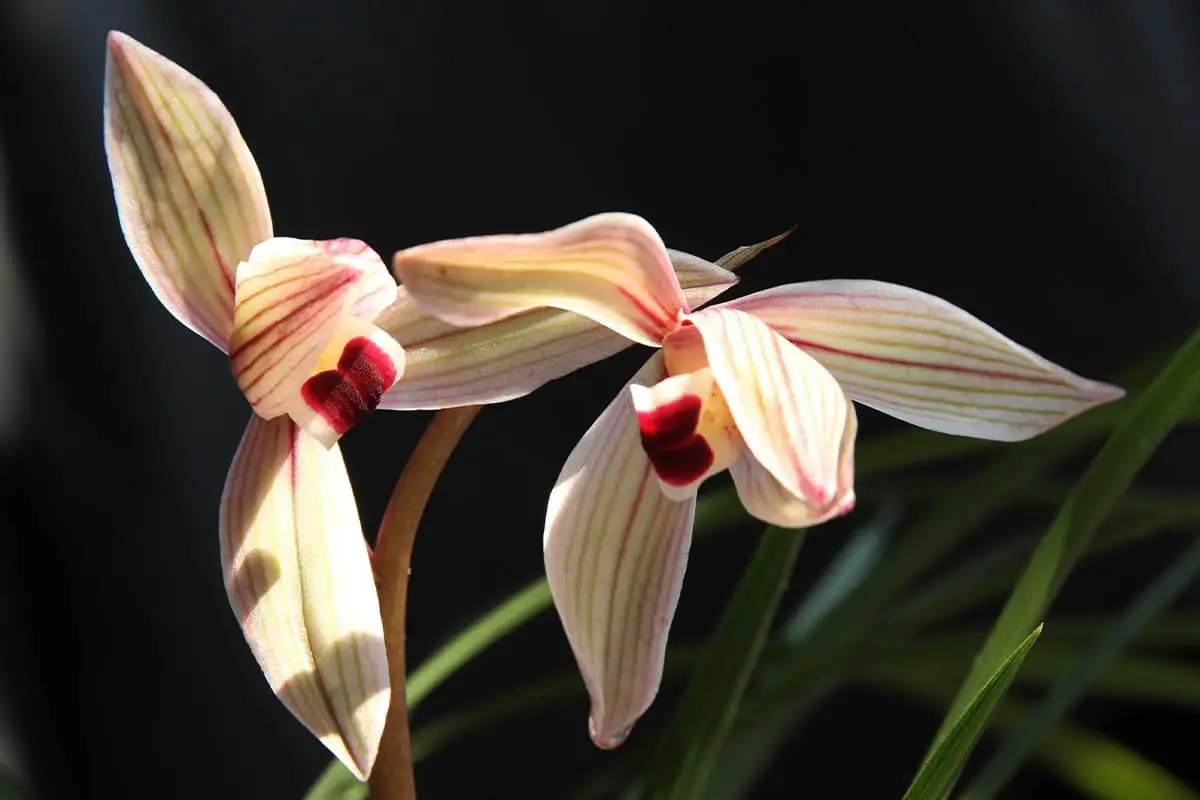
left=391, top=213, right=1125, bottom=747
left=104, top=32, right=402, bottom=777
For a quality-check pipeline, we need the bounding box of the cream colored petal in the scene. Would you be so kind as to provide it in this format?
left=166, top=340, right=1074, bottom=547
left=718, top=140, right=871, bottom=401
left=219, top=416, right=388, bottom=779
left=376, top=251, right=736, bottom=410
left=729, top=401, right=857, bottom=527
left=544, top=353, right=696, bottom=748
left=229, top=237, right=403, bottom=442
left=688, top=308, right=853, bottom=515
left=392, top=213, right=685, bottom=347
left=104, top=31, right=272, bottom=351
left=724, top=280, right=1125, bottom=441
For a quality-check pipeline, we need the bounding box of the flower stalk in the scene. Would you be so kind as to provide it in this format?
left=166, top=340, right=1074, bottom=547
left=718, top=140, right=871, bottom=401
left=369, top=406, right=482, bottom=800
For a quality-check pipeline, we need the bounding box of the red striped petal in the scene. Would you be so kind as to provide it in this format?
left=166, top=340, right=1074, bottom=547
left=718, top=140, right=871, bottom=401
left=229, top=237, right=403, bottom=442
left=104, top=32, right=272, bottom=351
left=723, top=280, right=1124, bottom=441
left=688, top=308, right=853, bottom=515
left=544, top=354, right=696, bottom=748
left=392, top=213, right=686, bottom=347
left=220, top=416, right=388, bottom=778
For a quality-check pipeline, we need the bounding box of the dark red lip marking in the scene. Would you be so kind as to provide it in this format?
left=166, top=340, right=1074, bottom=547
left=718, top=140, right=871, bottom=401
left=635, top=394, right=713, bottom=487
left=301, top=337, right=399, bottom=436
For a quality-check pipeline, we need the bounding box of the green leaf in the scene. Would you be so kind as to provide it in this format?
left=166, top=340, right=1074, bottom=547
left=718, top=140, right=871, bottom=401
left=931, top=326, right=1200, bottom=754
left=901, top=624, right=1043, bottom=800
left=883, top=671, right=1198, bottom=800
left=701, top=506, right=899, bottom=800
left=965, top=535, right=1200, bottom=798
left=407, top=578, right=551, bottom=708
left=641, top=527, right=805, bottom=799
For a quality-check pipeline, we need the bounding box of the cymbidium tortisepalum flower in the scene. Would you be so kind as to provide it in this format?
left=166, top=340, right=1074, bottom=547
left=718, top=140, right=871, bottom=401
left=392, top=213, right=1125, bottom=747
left=104, top=32, right=401, bottom=777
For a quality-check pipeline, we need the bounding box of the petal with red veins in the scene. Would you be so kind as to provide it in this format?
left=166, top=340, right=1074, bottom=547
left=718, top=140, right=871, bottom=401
left=688, top=308, right=852, bottom=515
left=730, top=401, right=857, bottom=527
left=104, top=31, right=272, bottom=351
left=724, top=280, right=1124, bottom=441
left=544, top=354, right=696, bottom=748
left=220, top=416, right=388, bottom=779
left=392, top=213, right=686, bottom=347
left=228, top=237, right=403, bottom=443
left=377, top=252, right=736, bottom=411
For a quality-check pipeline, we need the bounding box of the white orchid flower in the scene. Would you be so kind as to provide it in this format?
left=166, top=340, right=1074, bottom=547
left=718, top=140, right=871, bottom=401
left=391, top=212, right=1125, bottom=747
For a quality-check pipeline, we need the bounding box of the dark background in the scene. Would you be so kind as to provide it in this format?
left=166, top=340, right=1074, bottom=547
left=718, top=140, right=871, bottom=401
left=1, top=1, right=1197, bottom=798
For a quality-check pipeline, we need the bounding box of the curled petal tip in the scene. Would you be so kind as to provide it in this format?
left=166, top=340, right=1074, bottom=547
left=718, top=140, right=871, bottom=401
left=589, top=714, right=633, bottom=750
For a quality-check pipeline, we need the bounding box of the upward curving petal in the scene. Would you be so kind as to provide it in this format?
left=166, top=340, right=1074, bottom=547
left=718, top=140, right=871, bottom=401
left=724, top=281, right=1125, bottom=441
left=544, top=354, right=696, bottom=748
left=688, top=308, right=853, bottom=516
left=377, top=252, right=736, bottom=411
left=104, top=31, right=272, bottom=352
left=392, top=213, right=686, bottom=347
left=220, top=416, right=389, bottom=779
left=229, top=237, right=403, bottom=442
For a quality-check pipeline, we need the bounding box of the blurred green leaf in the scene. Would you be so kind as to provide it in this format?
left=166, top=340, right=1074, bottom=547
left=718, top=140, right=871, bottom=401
left=642, top=527, right=805, bottom=799
left=407, top=578, right=551, bottom=708
left=702, top=506, right=899, bottom=799
left=966, top=535, right=1200, bottom=798
left=301, top=762, right=367, bottom=800
left=902, top=624, right=1043, bottom=800
left=858, top=635, right=1200, bottom=711
left=891, top=515, right=1177, bottom=631
left=931, top=327, right=1200, bottom=758
left=884, top=672, right=1199, bottom=800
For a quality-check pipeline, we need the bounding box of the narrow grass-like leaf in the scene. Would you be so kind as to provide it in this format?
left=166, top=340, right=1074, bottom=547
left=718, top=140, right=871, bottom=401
left=965, top=535, right=1200, bottom=798
left=642, top=527, right=805, bottom=799
left=700, top=506, right=899, bottom=799
left=884, top=672, right=1199, bottom=800
left=407, top=579, right=551, bottom=707
left=902, top=624, right=1043, bottom=800
left=931, top=327, right=1200, bottom=754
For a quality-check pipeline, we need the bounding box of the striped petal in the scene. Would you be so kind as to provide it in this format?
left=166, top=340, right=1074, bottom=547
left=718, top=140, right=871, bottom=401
left=104, top=31, right=272, bottom=352
left=229, top=237, right=404, bottom=445
left=376, top=252, right=736, bottom=410
left=392, top=213, right=685, bottom=347
left=688, top=308, right=853, bottom=516
left=724, top=281, right=1125, bottom=441
left=729, top=401, right=857, bottom=527
left=544, top=353, right=696, bottom=748
left=220, top=416, right=388, bottom=779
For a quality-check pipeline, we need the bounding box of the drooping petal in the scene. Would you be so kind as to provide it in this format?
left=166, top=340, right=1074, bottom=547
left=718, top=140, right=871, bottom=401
left=730, top=401, right=857, bottom=527
left=544, top=354, right=696, bottom=748
left=724, top=280, right=1125, bottom=441
left=104, top=31, right=272, bottom=351
left=629, top=368, right=742, bottom=500
left=377, top=254, right=736, bottom=411
left=220, top=416, right=388, bottom=779
left=688, top=308, right=853, bottom=514
left=229, top=237, right=404, bottom=444
left=392, top=213, right=686, bottom=347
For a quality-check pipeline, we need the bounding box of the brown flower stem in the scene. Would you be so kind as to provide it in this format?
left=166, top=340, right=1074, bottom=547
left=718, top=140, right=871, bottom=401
left=369, top=406, right=482, bottom=800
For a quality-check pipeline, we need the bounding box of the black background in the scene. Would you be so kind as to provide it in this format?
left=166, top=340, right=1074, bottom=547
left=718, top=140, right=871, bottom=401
left=1, top=1, right=1197, bottom=798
